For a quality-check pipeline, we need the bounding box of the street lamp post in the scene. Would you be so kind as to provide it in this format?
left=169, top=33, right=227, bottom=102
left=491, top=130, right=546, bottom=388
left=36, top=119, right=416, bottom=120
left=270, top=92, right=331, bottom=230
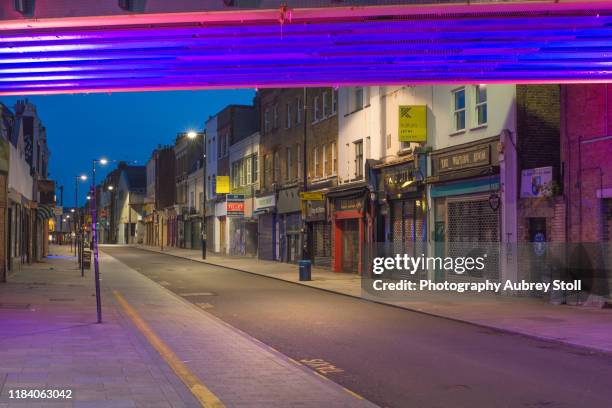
left=75, top=174, right=88, bottom=276
left=187, top=131, right=206, bottom=259
left=202, top=136, right=207, bottom=260
left=90, top=158, right=107, bottom=324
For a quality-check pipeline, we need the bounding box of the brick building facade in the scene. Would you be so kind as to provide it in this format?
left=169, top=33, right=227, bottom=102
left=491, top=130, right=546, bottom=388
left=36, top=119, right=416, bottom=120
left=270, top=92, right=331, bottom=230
left=258, top=87, right=338, bottom=264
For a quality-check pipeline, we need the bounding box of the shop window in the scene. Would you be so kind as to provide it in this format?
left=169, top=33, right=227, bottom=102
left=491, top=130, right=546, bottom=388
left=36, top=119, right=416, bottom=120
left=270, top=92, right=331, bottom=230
left=452, top=87, right=466, bottom=132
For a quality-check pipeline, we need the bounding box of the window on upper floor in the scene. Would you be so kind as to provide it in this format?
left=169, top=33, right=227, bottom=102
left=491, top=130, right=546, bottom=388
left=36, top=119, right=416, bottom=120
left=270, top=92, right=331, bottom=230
left=331, top=142, right=337, bottom=175
left=296, top=97, right=302, bottom=124
left=354, top=140, right=363, bottom=179
left=313, top=96, right=320, bottom=123
left=474, top=84, right=487, bottom=126
left=297, top=144, right=302, bottom=179
left=264, top=109, right=270, bottom=133
left=286, top=103, right=292, bottom=129
left=246, top=156, right=252, bottom=185
left=323, top=144, right=328, bottom=177
left=273, top=151, right=280, bottom=183
left=452, top=87, right=466, bottom=132
left=355, top=87, right=364, bottom=111
left=273, top=104, right=279, bottom=129
left=286, top=146, right=292, bottom=181
left=313, top=146, right=320, bottom=178
left=322, top=91, right=329, bottom=117
left=332, top=89, right=338, bottom=115
left=263, top=154, right=270, bottom=188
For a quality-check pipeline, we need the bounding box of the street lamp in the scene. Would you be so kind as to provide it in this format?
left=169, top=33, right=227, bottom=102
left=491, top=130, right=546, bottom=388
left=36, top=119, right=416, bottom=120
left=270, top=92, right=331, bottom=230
left=107, top=185, right=114, bottom=191
left=187, top=130, right=197, bottom=139
left=90, top=158, right=108, bottom=324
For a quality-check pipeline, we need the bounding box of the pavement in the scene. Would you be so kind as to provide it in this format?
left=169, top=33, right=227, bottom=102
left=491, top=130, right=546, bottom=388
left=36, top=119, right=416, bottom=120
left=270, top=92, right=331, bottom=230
left=133, top=244, right=612, bottom=355
left=0, top=245, right=377, bottom=408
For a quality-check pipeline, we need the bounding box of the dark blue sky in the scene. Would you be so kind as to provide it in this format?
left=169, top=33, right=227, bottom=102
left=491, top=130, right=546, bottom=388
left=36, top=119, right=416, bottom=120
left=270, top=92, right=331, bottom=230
left=1, top=89, right=255, bottom=208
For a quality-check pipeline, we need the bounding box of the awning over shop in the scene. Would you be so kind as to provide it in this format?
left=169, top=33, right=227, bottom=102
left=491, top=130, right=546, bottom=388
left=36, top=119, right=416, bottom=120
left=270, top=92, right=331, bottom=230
left=36, top=204, right=55, bottom=222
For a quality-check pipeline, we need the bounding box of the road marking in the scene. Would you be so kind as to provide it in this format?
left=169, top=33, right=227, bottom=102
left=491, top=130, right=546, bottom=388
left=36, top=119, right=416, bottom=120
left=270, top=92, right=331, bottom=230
left=195, top=302, right=214, bottom=309
left=158, top=281, right=171, bottom=286
left=180, top=292, right=216, bottom=297
left=113, top=290, right=225, bottom=408
left=343, top=387, right=365, bottom=400
left=300, top=359, right=363, bottom=401
left=299, top=358, right=345, bottom=374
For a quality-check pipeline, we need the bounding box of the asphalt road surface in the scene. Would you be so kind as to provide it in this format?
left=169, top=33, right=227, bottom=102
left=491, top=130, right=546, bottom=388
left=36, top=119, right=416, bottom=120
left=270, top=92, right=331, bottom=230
left=103, top=246, right=612, bottom=408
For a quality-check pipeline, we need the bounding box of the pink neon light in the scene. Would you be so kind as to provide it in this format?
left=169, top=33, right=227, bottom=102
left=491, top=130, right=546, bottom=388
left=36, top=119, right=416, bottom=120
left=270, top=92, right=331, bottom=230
left=2, top=77, right=612, bottom=97
left=0, top=2, right=611, bottom=31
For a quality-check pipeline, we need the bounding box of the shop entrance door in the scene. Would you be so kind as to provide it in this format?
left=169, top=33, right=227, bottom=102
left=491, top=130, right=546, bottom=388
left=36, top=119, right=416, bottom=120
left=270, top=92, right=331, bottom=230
left=341, top=219, right=359, bottom=273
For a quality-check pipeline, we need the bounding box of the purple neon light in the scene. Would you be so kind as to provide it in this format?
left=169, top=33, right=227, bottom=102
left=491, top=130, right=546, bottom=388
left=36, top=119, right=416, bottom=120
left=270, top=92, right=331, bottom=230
left=2, top=3, right=612, bottom=94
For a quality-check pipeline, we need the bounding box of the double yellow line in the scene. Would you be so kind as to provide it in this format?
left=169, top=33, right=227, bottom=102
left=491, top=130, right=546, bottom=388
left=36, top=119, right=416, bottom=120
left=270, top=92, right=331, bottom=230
left=113, top=290, right=225, bottom=408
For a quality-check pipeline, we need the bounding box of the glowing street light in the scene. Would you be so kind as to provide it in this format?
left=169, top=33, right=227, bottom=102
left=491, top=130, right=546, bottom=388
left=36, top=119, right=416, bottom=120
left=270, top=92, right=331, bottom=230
left=107, top=185, right=114, bottom=191
left=99, top=158, right=108, bottom=165
left=80, top=174, right=88, bottom=181
left=187, top=130, right=197, bottom=139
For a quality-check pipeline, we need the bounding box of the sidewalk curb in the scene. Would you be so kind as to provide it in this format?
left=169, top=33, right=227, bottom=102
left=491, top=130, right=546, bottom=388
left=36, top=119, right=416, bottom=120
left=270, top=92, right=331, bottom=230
left=127, top=245, right=612, bottom=358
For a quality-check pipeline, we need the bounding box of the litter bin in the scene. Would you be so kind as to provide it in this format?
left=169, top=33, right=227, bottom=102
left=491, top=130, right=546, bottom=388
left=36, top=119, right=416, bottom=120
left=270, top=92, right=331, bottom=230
left=298, top=260, right=312, bottom=281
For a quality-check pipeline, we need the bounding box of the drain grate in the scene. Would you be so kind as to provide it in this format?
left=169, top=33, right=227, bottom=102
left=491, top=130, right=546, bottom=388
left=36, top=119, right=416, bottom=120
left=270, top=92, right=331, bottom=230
left=0, top=303, right=31, bottom=309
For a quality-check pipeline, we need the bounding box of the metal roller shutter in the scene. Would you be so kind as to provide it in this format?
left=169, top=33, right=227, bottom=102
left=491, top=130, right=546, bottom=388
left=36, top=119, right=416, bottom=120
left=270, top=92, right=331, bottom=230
left=313, top=221, right=331, bottom=267
left=447, top=197, right=500, bottom=281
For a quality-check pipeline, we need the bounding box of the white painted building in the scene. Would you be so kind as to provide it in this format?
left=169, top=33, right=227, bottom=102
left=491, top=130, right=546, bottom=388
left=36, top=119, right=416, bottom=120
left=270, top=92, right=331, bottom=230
left=228, top=131, right=260, bottom=256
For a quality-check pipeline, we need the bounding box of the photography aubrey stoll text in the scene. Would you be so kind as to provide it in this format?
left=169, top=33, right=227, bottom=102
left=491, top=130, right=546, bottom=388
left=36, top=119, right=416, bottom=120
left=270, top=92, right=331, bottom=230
left=371, top=279, right=582, bottom=293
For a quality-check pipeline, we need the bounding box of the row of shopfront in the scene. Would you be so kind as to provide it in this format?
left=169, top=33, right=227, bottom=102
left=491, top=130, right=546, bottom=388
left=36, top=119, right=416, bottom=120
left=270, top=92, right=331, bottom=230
left=236, top=136, right=503, bottom=281
left=190, top=135, right=502, bottom=282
